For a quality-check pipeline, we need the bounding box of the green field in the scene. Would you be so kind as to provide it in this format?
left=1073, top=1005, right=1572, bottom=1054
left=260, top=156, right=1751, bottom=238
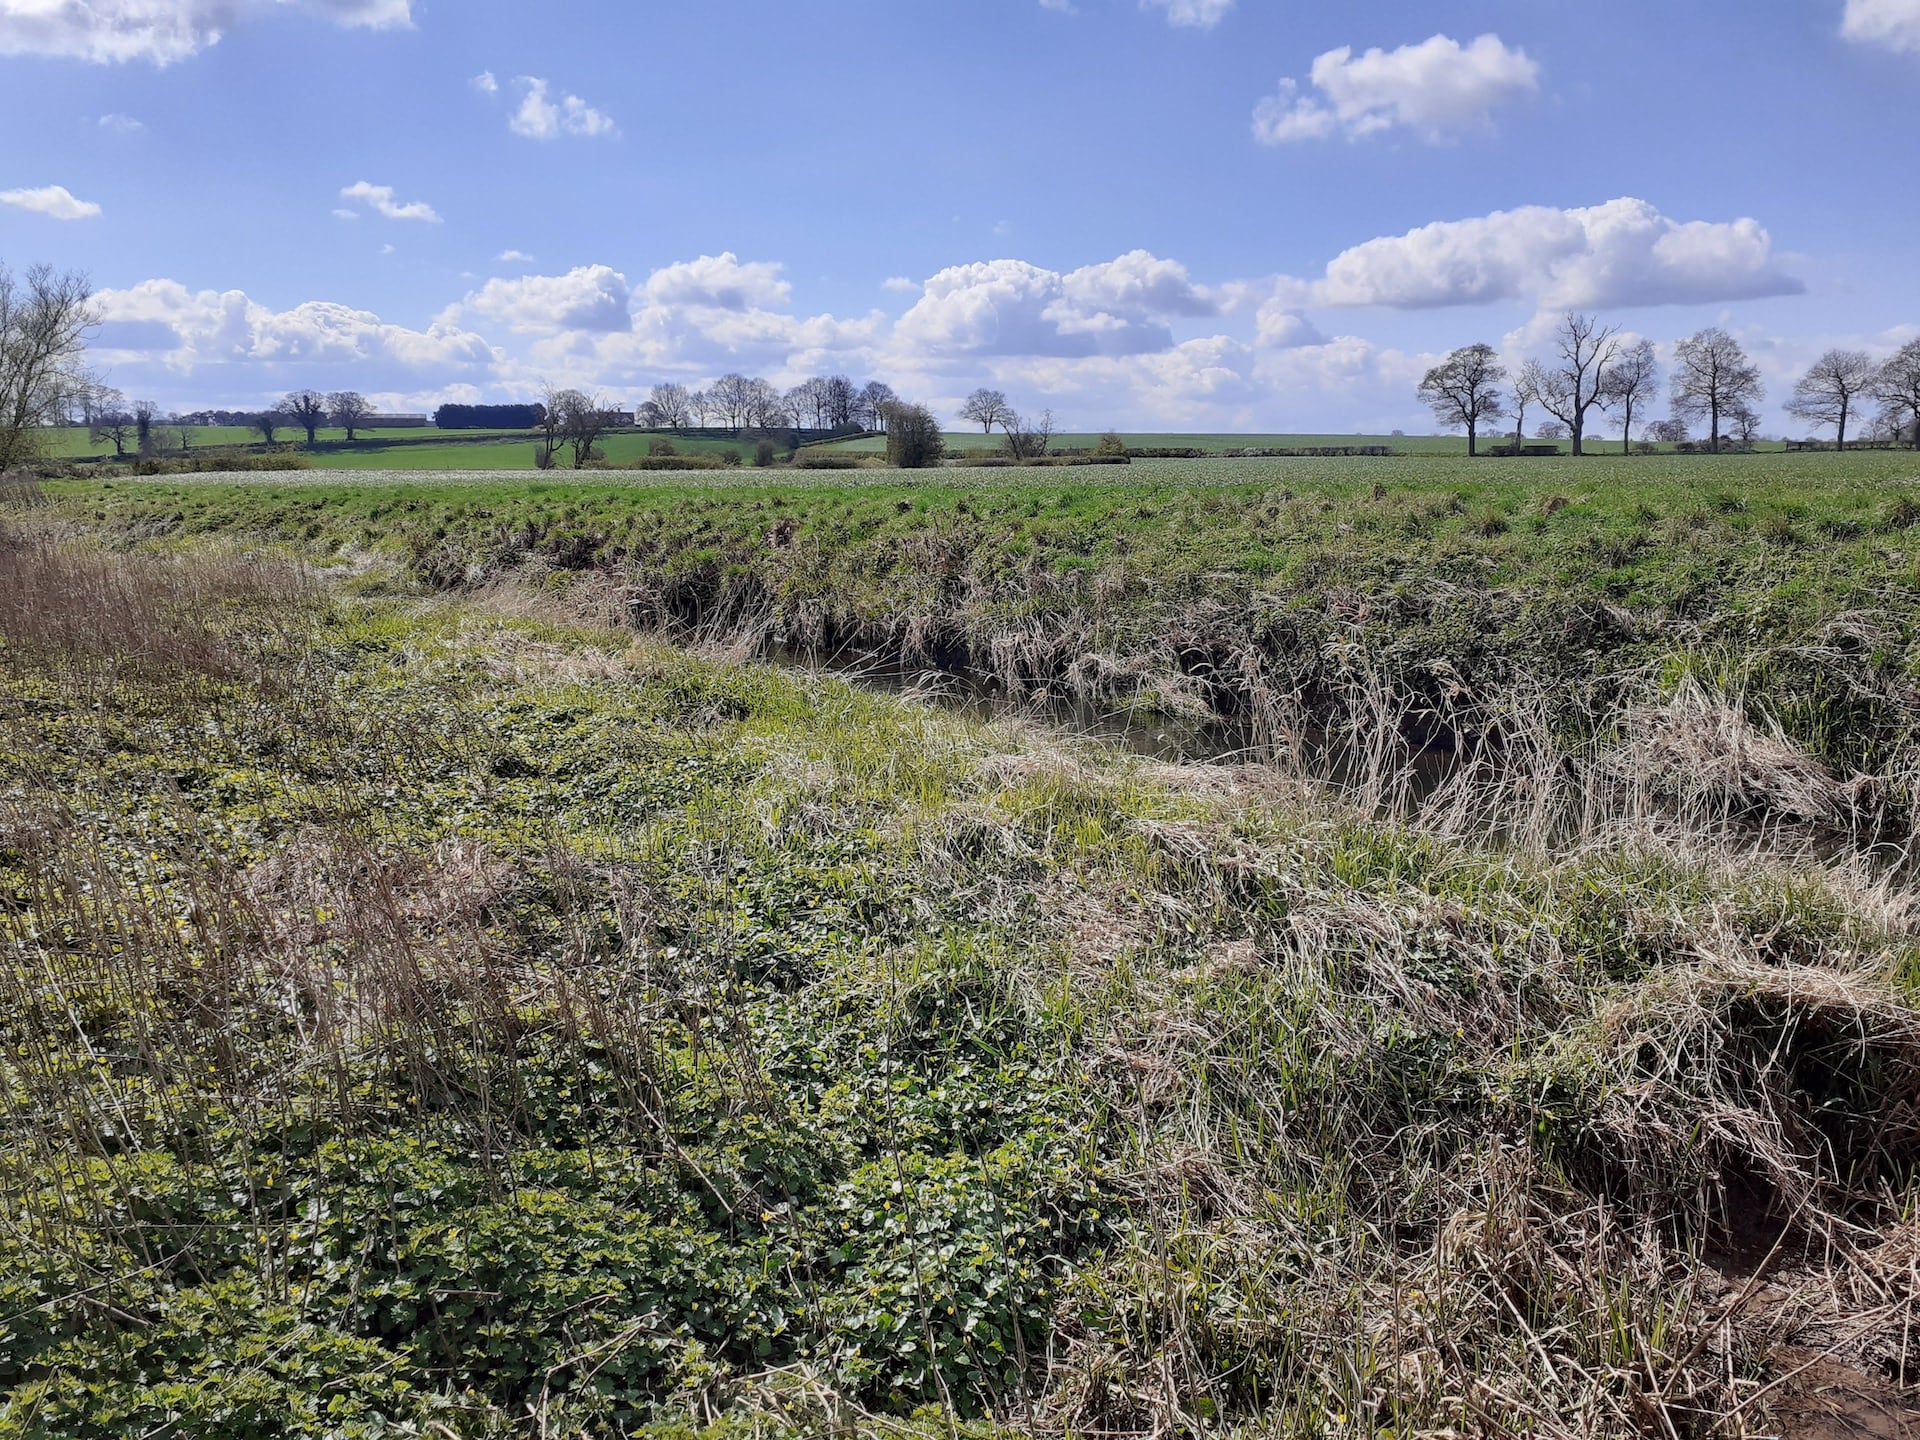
left=6, top=452, right=1920, bottom=1438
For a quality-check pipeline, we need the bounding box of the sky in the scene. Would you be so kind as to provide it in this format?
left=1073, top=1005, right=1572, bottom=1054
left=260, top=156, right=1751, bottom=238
left=2, top=0, right=1918, bottom=435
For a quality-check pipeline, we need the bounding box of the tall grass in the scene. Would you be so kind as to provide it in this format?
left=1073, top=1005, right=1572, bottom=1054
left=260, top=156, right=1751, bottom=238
left=0, top=524, right=1916, bottom=1437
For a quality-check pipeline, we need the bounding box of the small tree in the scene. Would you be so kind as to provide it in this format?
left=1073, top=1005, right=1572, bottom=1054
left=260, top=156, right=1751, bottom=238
left=1000, top=408, right=1053, bottom=462
left=536, top=384, right=567, bottom=467
left=282, top=389, right=328, bottom=445
left=552, top=388, right=612, bottom=469
left=753, top=439, right=777, bottom=468
left=1510, top=360, right=1546, bottom=451
left=0, top=263, right=98, bottom=472
left=1601, top=339, right=1660, bottom=455
left=881, top=401, right=944, bottom=469
left=256, top=411, right=281, bottom=445
left=174, top=420, right=194, bottom=452
left=133, top=399, right=160, bottom=456
left=1671, top=328, right=1763, bottom=454
left=642, top=382, right=692, bottom=429
left=1646, top=418, right=1691, bottom=446
left=1869, top=339, right=1920, bottom=451
left=86, top=382, right=130, bottom=456
left=328, top=390, right=373, bottom=442
left=859, top=381, right=896, bottom=431
left=1415, top=343, right=1506, bottom=457
left=959, top=388, right=1011, bottom=435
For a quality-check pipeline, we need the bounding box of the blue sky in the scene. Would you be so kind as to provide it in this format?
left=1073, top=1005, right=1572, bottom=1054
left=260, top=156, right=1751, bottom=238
left=3, top=0, right=1917, bottom=433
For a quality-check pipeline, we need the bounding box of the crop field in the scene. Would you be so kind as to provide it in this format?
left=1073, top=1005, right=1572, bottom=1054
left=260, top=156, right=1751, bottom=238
left=4, top=449, right=1920, bottom=1437
left=828, top=430, right=1493, bottom=455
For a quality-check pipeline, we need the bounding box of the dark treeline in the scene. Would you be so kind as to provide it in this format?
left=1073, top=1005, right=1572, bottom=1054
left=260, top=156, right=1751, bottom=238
left=434, top=403, right=547, bottom=430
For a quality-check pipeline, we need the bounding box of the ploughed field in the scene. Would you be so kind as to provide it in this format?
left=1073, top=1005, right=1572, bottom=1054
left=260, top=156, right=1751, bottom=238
left=2, top=452, right=1920, bottom=1438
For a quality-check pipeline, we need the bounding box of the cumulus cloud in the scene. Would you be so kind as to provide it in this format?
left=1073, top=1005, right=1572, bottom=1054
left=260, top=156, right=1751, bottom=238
left=1311, top=198, right=1803, bottom=311
left=470, top=69, right=498, bottom=94
left=90, top=278, right=496, bottom=402
left=0, top=0, right=409, bottom=65
left=1254, top=33, right=1539, bottom=144
left=895, top=251, right=1214, bottom=359
left=0, top=185, right=102, bottom=220
left=1142, top=0, right=1232, bottom=28
left=455, top=266, right=634, bottom=335
left=497, top=249, right=534, bottom=264
left=509, top=77, right=617, bottom=140
left=338, top=180, right=440, bottom=223
left=1843, top=0, right=1920, bottom=51
left=643, top=252, right=790, bottom=311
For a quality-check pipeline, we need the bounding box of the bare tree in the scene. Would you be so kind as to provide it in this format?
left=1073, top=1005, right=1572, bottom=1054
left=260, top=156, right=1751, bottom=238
left=1601, top=339, right=1660, bottom=455
left=999, top=408, right=1054, bottom=461
left=1415, top=343, right=1506, bottom=457
left=880, top=401, right=944, bottom=469
left=689, top=389, right=713, bottom=428
left=1671, top=328, right=1763, bottom=454
left=282, top=389, right=328, bottom=445
left=1784, top=350, right=1875, bottom=451
left=786, top=377, right=829, bottom=430
left=328, top=391, right=373, bottom=442
left=859, top=380, right=896, bottom=431
left=0, top=263, right=98, bottom=471
left=1869, top=339, right=1920, bottom=450
left=133, top=398, right=160, bottom=455
left=1533, top=312, right=1621, bottom=456
left=822, top=374, right=860, bottom=430
left=1646, top=418, right=1691, bottom=446
left=552, top=389, right=613, bottom=468
left=641, top=382, right=692, bottom=429
left=174, top=418, right=195, bottom=452
left=255, top=411, right=282, bottom=445
left=535, top=383, right=567, bottom=466
left=1727, top=402, right=1763, bottom=449
left=960, top=388, right=1011, bottom=435
left=1510, top=360, right=1546, bottom=451
left=86, top=383, right=130, bottom=456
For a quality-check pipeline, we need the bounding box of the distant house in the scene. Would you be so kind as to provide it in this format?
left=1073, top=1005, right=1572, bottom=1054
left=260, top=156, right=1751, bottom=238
left=603, top=411, right=637, bottom=427
left=367, top=414, right=431, bottom=429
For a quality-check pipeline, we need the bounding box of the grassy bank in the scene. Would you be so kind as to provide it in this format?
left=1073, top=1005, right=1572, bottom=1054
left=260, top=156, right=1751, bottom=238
left=1, top=510, right=1917, bottom=1437
left=38, top=450, right=1920, bottom=842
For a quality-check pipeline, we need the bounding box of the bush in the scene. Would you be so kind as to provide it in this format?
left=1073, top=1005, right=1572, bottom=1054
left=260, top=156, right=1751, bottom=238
left=722, top=448, right=742, bottom=468
left=624, top=455, right=727, bottom=471
left=754, top=440, right=777, bottom=468
left=649, top=437, right=678, bottom=457
left=793, top=453, right=879, bottom=470
left=1094, top=431, right=1128, bottom=457
left=881, top=403, right=945, bottom=469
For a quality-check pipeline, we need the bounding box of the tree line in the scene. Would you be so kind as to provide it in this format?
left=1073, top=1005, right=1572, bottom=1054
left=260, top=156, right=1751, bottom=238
left=1420, top=314, right=1920, bottom=456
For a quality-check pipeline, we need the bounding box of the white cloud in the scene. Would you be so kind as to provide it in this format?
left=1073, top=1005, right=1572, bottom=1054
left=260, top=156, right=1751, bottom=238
left=456, top=265, right=634, bottom=335
left=90, top=278, right=497, bottom=400
left=496, top=249, right=534, bottom=264
left=509, top=76, right=617, bottom=140
left=1311, top=198, right=1803, bottom=311
left=1843, top=0, right=1920, bottom=51
left=0, top=0, right=409, bottom=66
left=0, top=184, right=102, bottom=220
left=470, top=69, right=498, bottom=94
left=98, top=111, right=143, bottom=131
left=644, top=252, right=790, bottom=311
left=1142, top=0, right=1232, bottom=29
left=882, top=277, right=921, bottom=295
left=1254, top=33, right=1539, bottom=145
left=331, top=208, right=359, bottom=220
left=338, top=180, right=440, bottom=223
left=895, top=250, right=1214, bottom=359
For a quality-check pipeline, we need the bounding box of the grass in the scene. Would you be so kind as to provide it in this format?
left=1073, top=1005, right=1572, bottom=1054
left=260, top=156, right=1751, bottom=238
left=45, top=427, right=766, bottom=471
left=3, top=462, right=1920, bottom=1436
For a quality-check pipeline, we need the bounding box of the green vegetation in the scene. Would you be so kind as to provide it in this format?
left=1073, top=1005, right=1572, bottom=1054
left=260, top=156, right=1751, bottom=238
left=3, top=454, right=1919, bottom=1436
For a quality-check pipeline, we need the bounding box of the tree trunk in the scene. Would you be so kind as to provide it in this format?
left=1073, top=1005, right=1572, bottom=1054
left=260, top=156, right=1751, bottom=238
left=1621, top=400, right=1633, bottom=455
left=1467, top=419, right=1476, bottom=458
left=1836, top=403, right=1847, bottom=452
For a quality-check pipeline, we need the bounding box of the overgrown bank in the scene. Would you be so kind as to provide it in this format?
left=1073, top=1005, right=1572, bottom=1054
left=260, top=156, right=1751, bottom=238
left=1, top=515, right=1918, bottom=1437
left=43, top=452, right=1920, bottom=845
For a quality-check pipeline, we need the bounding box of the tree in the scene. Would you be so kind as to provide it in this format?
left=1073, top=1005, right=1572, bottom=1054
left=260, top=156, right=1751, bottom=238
left=86, top=382, right=130, bottom=457
left=786, top=376, right=830, bottom=429
left=881, top=402, right=944, bottom=469
left=0, top=263, right=97, bottom=471
left=960, top=388, right=1011, bottom=435
left=641, top=382, right=692, bottom=429
left=552, top=388, right=613, bottom=469
left=255, top=411, right=281, bottom=445
left=174, top=419, right=195, bottom=452
left=1869, top=339, right=1920, bottom=450
left=859, top=381, right=896, bottom=431
left=821, top=375, right=860, bottom=430
left=133, top=398, right=160, bottom=456
left=1533, top=312, right=1621, bottom=457
left=1726, top=402, right=1762, bottom=448
left=999, top=409, right=1053, bottom=461
left=1671, top=328, right=1762, bottom=454
left=328, top=391, right=373, bottom=441
left=281, top=389, right=328, bottom=445
left=689, top=390, right=713, bottom=428
left=1536, top=421, right=1568, bottom=440
left=1784, top=350, right=1874, bottom=451
left=1415, top=343, right=1506, bottom=457
left=1510, top=360, right=1547, bottom=451
left=1646, top=418, right=1691, bottom=446
left=1601, top=339, right=1660, bottom=455
left=535, top=384, right=568, bottom=466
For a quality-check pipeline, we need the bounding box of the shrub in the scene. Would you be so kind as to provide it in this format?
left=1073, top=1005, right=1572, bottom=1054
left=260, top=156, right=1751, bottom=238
left=625, top=454, right=727, bottom=471
left=793, top=453, right=877, bottom=470
left=754, top=440, right=777, bottom=468
left=880, top=402, right=945, bottom=469
left=722, top=448, right=742, bottom=468
left=649, top=437, right=678, bottom=457
left=1094, top=431, right=1129, bottom=457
